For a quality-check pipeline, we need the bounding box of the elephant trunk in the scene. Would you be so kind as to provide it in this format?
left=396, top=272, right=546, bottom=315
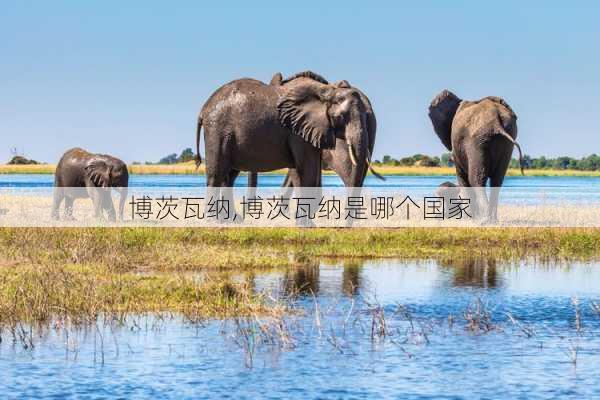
left=345, top=119, right=369, bottom=188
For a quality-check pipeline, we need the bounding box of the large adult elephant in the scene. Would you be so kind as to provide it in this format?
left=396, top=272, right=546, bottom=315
left=196, top=71, right=375, bottom=194
left=246, top=72, right=383, bottom=192
left=428, top=90, right=524, bottom=221
left=52, top=147, right=129, bottom=221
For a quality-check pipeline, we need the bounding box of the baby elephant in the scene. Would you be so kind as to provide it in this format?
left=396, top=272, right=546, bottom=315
left=435, top=181, right=472, bottom=219
left=52, top=148, right=129, bottom=221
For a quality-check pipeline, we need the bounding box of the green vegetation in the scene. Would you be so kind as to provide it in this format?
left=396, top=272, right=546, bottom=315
left=2, top=227, right=600, bottom=269
left=7, top=155, right=40, bottom=165
left=376, top=152, right=600, bottom=172
left=378, top=153, right=443, bottom=167
left=133, top=147, right=196, bottom=165
left=511, top=154, right=600, bottom=171
left=1, top=227, right=600, bottom=328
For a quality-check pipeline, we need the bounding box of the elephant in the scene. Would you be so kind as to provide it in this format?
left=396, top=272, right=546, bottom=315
left=52, top=148, right=129, bottom=221
left=195, top=71, right=376, bottom=221
left=428, top=90, right=524, bottom=221
left=435, top=181, right=469, bottom=218
left=246, top=72, right=384, bottom=196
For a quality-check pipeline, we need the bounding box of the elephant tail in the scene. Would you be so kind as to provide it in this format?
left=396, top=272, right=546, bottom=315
left=195, top=116, right=203, bottom=169
left=497, top=129, right=524, bottom=175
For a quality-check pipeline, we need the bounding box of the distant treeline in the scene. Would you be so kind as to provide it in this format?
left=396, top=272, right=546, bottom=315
left=133, top=148, right=195, bottom=165
left=375, top=153, right=600, bottom=171
left=136, top=149, right=600, bottom=171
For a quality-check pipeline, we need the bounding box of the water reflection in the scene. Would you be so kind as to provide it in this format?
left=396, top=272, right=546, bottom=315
left=280, top=260, right=366, bottom=297
left=283, top=263, right=320, bottom=295
left=3, top=259, right=600, bottom=399
left=439, top=258, right=501, bottom=289
left=277, top=257, right=504, bottom=299
left=341, top=261, right=362, bottom=296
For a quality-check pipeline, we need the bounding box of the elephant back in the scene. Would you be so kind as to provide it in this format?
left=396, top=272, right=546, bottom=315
left=201, top=78, right=279, bottom=125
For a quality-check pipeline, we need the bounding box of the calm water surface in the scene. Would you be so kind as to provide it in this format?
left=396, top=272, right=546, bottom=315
left=3, top=174, right=600, bottom=204
left=2, top=259, right=600, bottom=399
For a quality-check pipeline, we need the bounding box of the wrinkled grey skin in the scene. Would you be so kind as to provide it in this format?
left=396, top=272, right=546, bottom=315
left=52, top=148, right=129, bottom=221
left=247, top=72, right=383, bottom=195
left=196, top=72, right=373, bottom=220
left=428, top=90, right=524, bottom=221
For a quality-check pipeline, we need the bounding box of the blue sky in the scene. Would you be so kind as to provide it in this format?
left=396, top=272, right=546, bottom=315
left=1, top=1, right=598, bottom=163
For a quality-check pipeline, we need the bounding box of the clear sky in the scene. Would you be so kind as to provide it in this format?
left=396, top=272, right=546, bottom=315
left=1, top=1, right=598, bottom=164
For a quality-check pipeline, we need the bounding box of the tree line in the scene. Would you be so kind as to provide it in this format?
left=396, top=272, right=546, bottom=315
left=138, top=149, right=600, bottom=171
left=374, top=153, right=600, bottom=171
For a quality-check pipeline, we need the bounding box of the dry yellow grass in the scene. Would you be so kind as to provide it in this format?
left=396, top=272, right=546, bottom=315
left=3, top=162, right=600, bottom=176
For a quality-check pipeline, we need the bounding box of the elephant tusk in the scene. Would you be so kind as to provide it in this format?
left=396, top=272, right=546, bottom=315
left=347, top=142, right=358, bottom=167
left=366, top=149, right=386, bottom=181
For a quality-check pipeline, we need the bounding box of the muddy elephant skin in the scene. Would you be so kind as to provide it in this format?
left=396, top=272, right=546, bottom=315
left=52, top=147, right=129, bottom=221
left=428, top=90, right=524, bottom=220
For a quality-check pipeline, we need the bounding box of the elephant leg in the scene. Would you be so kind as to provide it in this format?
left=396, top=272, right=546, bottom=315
left=247, top=172, right=257, bottom=198
left=102, top=191, right=117, bottom=222
left=52, top=187, right=64, bottom=220
left=89, top=188, right=104, bottom=220
left=282, top=170, right=296, bottom=198
left=203, top=128, right=235, bottom=222
left=488, top=154, right=511, bottom=223
left=452, top=161, right=477, bottom=219
left=467, top=152, right=489, bottom=220
left=291, top=144, right=322, bottom=226
left=455, top=165, right=470, bottom=188
left=204, top=128, right=233, bottom=189
left=64, top=196, right=75, bottom=220
left=222, top=169, right=241, bottom=222
left=226, top=169, right=240, bottom=187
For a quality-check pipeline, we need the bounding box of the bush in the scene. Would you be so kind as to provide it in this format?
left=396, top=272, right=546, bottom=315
left=7, top=156, right=39, bottom=165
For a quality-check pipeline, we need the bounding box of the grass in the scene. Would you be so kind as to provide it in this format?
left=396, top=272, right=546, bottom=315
left=1, top=227, right=600, bottom=332
left=0, top=263, right=265, bottom=324
left=2, top=227, right=600, bottom=269
left=3, top=162, right=600, bottom=176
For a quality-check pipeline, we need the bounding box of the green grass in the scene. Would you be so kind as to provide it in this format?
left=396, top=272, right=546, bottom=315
left=2, top=227, right=600, bottom=269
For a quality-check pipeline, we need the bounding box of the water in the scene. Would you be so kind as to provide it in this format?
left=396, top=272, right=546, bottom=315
left=2, top=259, right=600, bottom=399
left=3, top=174, right=600, bottom=205
left=3, top=173, right=600, bottom=190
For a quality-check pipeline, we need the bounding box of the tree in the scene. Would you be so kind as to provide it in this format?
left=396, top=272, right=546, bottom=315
left=158, top=153, right=178, bottom=164
left=441, top=152, right=453, bottom=167
left=416, top=156, right=440, bottom=167
left=179, top=148, right=195, bottom=162
left=397, top=156, right=413, bottom=166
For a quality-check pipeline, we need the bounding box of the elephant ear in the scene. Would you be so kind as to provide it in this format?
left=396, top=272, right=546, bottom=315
left=85, top=160, right=111, bottom=188
left=277, top=81, right=336, bottom=149
left=428, top=89, right=462, bottom=151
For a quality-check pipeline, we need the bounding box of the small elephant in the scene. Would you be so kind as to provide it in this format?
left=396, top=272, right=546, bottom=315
left=435, top=181, right=468, bottom=218
left=52, top=148, right=129, bottom=221
left=428, top=90, right=524, bottom=221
